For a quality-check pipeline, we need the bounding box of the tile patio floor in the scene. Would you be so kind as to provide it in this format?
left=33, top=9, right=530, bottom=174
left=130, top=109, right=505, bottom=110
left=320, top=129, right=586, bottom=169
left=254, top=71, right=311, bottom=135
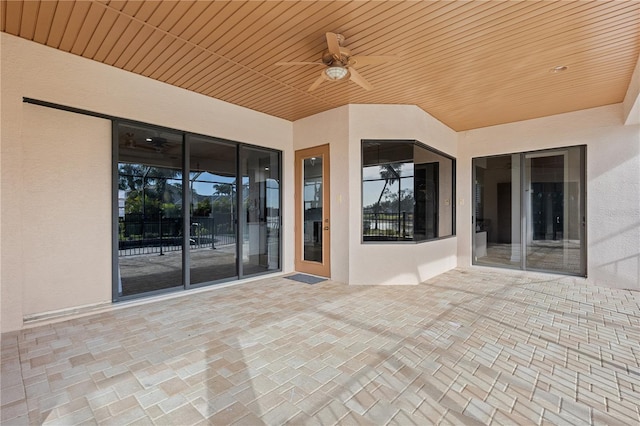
left=1, top=268, right=639, bottom=425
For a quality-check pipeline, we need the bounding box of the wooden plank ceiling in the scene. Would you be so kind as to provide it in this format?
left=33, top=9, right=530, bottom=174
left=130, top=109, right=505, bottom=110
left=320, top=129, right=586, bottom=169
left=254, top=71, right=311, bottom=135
left=2, top=0, right=639, bottom=131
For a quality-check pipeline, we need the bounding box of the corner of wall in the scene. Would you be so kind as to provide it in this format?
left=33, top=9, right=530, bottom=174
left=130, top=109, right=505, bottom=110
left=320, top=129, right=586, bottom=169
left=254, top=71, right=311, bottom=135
left=1, top=34, right=25, bottom=333
left=292, top=106, right=351, bottom=284
left=623, top=55, right=640, bottom=125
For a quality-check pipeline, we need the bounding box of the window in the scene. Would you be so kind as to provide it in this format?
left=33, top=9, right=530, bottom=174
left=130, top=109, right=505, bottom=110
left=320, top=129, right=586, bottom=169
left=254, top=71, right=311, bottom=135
left=362, top=140, right=455, bottom=242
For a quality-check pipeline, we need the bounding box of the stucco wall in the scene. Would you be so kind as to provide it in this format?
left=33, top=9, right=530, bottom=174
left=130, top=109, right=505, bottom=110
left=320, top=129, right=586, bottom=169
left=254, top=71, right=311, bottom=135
left=458, top=105, right=640, bottom=289
left=292, top=106, right=350, bottom=283
left=347, top=105, right=459, bottom=285
left=623, top=55, right=640, bottom=125
left=20, top=105, right=113, bottom=316
left=1, top=33, right=294, bottom=332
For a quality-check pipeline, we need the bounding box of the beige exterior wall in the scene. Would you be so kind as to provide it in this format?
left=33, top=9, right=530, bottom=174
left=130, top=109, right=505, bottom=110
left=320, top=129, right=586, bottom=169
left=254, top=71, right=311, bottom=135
left=292, top=106, right=350, bottom=284
left=623, top=55, right=640, bottom=125
left=347, top=105, right=459, bottom=285
left=458, top=105, right=640, bottom=290
left=20, top=105, right=112, bottom=317
left=1, top=33, right=294, bottom=332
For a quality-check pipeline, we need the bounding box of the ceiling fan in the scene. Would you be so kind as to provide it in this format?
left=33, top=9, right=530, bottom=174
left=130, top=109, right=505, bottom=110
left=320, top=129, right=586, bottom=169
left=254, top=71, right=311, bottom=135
left=276, top=32, right=396, bottom=92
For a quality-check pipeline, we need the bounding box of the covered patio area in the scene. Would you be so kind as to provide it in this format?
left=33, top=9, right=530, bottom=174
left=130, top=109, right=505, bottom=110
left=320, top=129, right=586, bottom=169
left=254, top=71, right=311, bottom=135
left=2, top=268, right=638, bottom=425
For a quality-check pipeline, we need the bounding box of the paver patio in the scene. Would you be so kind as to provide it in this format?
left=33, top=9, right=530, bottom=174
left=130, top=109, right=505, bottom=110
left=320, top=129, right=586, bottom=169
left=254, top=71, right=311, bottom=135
left=1, top=268, right=639, bottom=425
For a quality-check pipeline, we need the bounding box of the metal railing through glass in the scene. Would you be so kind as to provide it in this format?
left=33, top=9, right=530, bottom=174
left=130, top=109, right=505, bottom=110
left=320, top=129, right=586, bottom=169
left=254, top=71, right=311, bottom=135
left=119, top=213, right=236, bottom=257
left=363, top=211, right=414, bottom=241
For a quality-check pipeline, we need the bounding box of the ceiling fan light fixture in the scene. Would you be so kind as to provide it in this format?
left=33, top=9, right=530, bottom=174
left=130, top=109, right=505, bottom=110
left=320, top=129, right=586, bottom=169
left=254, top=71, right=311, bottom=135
left=325, top=66, right=348, bottom=80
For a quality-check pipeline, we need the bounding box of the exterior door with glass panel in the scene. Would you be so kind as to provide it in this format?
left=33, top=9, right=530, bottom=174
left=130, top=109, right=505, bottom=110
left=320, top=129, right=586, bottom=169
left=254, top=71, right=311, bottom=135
left=524, top=148, right=586, bottom=275
left=295, top=145, right=330, bottom=277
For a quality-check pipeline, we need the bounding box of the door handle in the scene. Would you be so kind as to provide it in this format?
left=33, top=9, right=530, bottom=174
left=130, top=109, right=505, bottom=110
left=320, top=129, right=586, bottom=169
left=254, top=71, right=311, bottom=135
left=324, top=226, right=329, bottom=231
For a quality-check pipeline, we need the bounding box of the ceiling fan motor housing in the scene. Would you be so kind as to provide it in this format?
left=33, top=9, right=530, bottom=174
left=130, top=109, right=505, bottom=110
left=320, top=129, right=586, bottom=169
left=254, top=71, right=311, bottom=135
left=322, top=46, right=351, bottom=67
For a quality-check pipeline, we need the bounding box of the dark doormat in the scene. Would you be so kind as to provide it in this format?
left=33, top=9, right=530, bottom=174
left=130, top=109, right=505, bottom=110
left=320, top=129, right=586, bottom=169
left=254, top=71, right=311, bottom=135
left=285, top=273, right=327, bottom=285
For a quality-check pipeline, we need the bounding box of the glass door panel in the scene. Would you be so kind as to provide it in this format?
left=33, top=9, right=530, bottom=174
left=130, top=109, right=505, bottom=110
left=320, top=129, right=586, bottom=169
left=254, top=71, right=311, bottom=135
left=189, top=136, right=237, bottom=285
left=240, top=146, right=281, bottom=276
left=117, top=124, right=184, bottom=296
left=524, top=147, right=585, bottom=275
left=472, top=154, right=522, bottom=269
left=303, top=157, right=323, bottom=262
left=295, top=145, right=331, bottom=277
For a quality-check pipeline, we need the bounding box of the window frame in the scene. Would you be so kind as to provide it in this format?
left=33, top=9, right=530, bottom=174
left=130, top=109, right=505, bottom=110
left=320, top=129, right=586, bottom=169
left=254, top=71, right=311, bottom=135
left=361, top=139, right=456, bottom=244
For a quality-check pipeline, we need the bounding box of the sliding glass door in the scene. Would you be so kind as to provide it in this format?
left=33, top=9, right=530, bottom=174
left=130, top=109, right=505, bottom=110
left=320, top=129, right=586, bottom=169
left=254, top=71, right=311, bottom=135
left=472, top=154, right=522, bottom=270
left=115, top=122, right=281, bottom=300
left=524, top=148, right=585, bottom=274
left=188, top=136, right=238, bottom=285
left=240, top=147, right=281, bottom=276
left=473, top=146, right=586, bottom=276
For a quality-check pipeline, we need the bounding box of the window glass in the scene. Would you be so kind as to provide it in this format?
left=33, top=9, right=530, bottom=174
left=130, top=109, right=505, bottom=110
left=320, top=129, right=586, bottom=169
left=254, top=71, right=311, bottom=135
left=303, top=156, right=323, bottom=262
left=189, top=136, right=237, bottom=285
left=118, top=124, right=183, bottom=296
left=362, top=140, right=455, bottom=242
left=240, top=146, right=281, bottom=274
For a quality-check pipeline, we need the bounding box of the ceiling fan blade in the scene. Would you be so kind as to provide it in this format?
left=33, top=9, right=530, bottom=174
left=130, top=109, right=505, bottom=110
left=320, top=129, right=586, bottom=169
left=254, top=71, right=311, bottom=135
left=325, top=32, right=342, bottom=59
left=348, top=67, right=373, bottom=91
left=275, top=61, right=324, bottom=66
left=350, top=55, right=397, bottom=67
left=308, top=72, right=327, bottom=92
